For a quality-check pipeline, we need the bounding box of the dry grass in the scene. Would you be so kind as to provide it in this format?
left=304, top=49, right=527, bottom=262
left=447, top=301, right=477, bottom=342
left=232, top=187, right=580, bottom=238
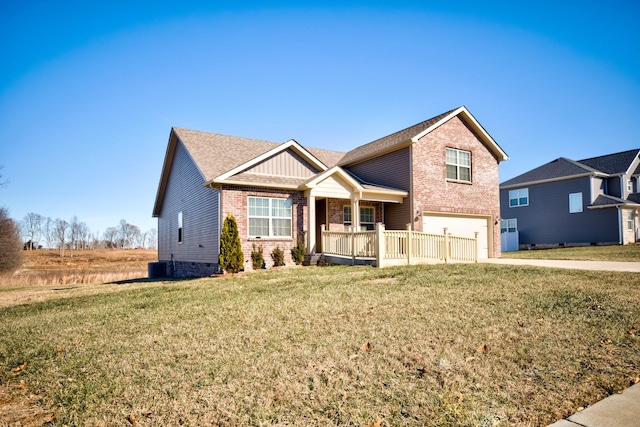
left=501, top=243, right=640, bottom=262
left=1, top=249, right=156, bottom=288
left=1, top=264, right=639, bottom=426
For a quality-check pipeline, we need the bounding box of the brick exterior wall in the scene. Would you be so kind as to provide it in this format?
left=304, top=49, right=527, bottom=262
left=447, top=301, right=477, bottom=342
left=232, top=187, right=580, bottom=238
left=412, top=116, right=502, bottom=257
left=221, top=185, right=307, bottom=270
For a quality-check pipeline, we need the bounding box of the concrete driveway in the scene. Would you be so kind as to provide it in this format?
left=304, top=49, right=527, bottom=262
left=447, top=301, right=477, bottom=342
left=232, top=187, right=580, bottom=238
left=482, top=258, right=640, bottom=272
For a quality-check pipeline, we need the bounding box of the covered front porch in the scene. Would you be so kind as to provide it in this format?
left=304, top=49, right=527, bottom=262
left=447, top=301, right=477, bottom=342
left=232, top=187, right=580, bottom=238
left=300, top=166, right=479, bottom=267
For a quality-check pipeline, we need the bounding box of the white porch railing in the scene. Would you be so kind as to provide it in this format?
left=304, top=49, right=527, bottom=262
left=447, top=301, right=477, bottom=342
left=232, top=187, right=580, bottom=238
left=321, top=224, right=478, bottom=267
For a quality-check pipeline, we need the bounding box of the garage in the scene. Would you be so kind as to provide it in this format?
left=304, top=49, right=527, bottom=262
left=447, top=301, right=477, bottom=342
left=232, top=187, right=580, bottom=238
left=422, top=213, right=491, bottom=259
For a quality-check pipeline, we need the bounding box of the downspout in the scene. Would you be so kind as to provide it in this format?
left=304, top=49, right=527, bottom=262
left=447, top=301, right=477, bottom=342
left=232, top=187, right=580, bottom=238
left=617, top=206, right=623, bottom=245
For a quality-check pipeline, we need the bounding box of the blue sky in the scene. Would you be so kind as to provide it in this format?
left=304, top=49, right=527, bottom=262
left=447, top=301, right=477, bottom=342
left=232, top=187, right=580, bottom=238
left=1, top=0, right=638, bottom=237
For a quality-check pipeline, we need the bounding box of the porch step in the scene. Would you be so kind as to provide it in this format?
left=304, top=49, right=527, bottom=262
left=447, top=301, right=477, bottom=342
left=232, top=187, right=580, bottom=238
left=303, top=253, right=324, bottom=266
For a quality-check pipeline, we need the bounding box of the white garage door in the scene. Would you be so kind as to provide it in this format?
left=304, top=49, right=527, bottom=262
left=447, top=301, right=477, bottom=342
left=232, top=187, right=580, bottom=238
left=422, top=214, right=490, bottom=259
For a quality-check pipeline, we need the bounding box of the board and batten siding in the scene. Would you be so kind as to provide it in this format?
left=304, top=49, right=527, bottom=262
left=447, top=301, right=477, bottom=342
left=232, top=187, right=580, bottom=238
left=244, top=148, right=319, bottom=177
left=158, top=140, right=220, bottom=265
left=500, top=176, right=619, bottom=245
left=345, top=147, right=412, bottom=230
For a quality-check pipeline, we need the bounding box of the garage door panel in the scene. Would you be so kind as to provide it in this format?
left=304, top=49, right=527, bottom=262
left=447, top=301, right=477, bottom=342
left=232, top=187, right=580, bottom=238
left=423, top=215, right=489, bottom=259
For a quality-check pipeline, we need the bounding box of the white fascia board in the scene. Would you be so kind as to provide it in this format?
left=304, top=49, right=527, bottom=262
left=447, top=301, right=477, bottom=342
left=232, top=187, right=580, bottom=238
left=214, top=139, right=328, bottom=182
left=411, top=106, right=509, bottom=162
left=211, top=178, right=300, bottom=190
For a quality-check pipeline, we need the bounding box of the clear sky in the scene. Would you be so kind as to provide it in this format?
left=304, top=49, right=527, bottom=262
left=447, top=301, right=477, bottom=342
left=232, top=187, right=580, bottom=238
left=1, top=0, right=638, bottom=237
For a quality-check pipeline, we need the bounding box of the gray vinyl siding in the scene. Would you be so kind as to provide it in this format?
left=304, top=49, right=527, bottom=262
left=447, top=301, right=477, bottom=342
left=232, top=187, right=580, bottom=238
left=344, top=147, right=411, bottom=191
left=344, top=147, right=412, bottom=230
left=157, top=141, right=220, bottom=264
left=245, top=148, right=319, bottom=177
left=500, top=176, right=619, bottom=245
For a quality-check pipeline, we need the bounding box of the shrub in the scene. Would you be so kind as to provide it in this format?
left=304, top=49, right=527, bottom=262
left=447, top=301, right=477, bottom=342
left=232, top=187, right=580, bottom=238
left=291, top=238, right=305, bottom=265
left=251, top=243, right=264, bottom=270
left=271, top=246, right=285, bottom=267
left=0, top=207, right=22, bottom=274
left=219, top=213, right=243, bottom=273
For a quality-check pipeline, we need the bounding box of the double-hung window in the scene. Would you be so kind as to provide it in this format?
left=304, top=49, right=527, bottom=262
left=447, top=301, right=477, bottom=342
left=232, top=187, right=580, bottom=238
left=627, top=211, right=634, bottom=231
left=343, top=206, right=375, bottom=231
left=446, top=148, right=471, bottom=182
left=509, top=189, right=529, bottom=207
left=248, top=197, right=292, bottom=238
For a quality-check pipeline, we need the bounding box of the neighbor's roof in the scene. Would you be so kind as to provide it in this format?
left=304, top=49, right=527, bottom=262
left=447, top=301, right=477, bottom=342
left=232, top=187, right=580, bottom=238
left=339, top=106, right=509, bottom=166
left=501, top=148, right=640, bottom=189
left=579, top=149, right=640, bottom=175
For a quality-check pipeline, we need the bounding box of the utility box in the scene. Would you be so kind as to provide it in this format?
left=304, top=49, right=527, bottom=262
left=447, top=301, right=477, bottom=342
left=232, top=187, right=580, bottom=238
left=148, top=262, right=167, bottom=279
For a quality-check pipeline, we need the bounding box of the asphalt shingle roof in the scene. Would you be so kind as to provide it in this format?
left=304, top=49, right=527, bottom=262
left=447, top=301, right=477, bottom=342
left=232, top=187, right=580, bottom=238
left=501, top=149, right=640, bottom=188
left=338, top=109, right=457, bottom=166
left=578, top=149, right=640, bottom=175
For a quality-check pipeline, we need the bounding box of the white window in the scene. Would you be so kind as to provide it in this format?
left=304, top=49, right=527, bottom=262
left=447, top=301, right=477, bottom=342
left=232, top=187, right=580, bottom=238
left=343, top=206, right=376, bottom=231
left=178, top=211, right=183, bottom=243
left=569, top=192, right=583, bottom=213
left=627, top=211, right=634, bottom=231
left=500, top=219, right=517, bottom=233
left=627, top=179, right=633, bottom=193
left=248, top=197, right=292, bottom=238
left=509, top=189, right=529, bottom=207
left=446, top=148, right=471, bottom=182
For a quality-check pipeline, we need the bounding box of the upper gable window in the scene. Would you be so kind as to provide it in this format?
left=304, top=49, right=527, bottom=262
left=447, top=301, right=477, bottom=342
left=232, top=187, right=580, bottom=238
left=509, top=189, right=529, bottom=207
left=248, top=197, right=292, bottom=238
left=627, top=179, right=633, bottom=193
left=569, top=192, right=583, bottom=213
left=446, top=148, right=471, bottom=182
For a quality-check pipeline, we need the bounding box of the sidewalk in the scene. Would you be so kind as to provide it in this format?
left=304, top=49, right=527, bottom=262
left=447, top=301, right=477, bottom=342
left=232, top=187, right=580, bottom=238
left=547, top=382, right=640, bottom=427
left=482, top=257, right=640, bottom=272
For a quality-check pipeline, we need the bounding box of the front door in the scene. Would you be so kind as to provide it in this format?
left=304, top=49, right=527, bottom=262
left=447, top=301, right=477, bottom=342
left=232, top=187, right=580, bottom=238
left=315, top=199, right=327, bottom=253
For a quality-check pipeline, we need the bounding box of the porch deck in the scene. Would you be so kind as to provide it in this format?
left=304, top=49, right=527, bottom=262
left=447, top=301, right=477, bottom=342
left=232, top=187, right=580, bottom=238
left=321, top=224, right=479, bottom=268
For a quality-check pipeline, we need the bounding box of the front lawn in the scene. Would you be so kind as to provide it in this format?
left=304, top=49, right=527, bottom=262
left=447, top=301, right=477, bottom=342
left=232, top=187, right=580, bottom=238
left=1, top=264, right=639, bottom=426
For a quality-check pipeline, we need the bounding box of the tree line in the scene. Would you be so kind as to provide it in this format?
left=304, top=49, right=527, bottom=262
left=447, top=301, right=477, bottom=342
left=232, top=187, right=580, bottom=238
left=19, top=212, right=157, bottom=254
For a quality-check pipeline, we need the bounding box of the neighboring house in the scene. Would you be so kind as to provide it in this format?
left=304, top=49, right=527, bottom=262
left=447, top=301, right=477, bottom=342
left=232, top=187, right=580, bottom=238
left=152, top=106, right=508, bottom=276
left=499, top=149, right=640, bottom=249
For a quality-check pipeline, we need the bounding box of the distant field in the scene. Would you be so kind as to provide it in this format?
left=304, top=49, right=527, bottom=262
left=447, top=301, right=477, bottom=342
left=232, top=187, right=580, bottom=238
left=0, top=249, right=156, bottom=291
left=1, top=263, right=639, bottom=426
left=501, top=243, right=640, bottom=262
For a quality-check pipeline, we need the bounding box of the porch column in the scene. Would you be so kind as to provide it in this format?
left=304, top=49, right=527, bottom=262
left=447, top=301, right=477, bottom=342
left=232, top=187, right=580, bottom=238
left=352, top=197, right=360, bottom=231
left=306, top=191, right=315, bottom=254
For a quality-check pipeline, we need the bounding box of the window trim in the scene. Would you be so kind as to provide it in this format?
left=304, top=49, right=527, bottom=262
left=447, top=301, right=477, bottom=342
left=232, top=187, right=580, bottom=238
left=247, top=196, right=292, bottom=239
left=508, top=188, right=529, bottom=208
left=627, top=179, right=633, bottom=193
left=627, top=211, right=634, bottom=231
left=178, top=211, right=183, bottom=244
left=445, top=147, right=472, bottom=183
left=569, top=192, right=583, bottom=213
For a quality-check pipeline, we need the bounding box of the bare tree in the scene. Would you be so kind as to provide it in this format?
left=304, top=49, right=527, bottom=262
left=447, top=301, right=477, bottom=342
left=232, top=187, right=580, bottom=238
left=147, top=228, right=158, bottom=250
left=0, top=207, right=22, bottom=273
left=54, top=218, right=69, bottom=257
left=103, top=227, right=118, bottom=249
left=22, top=212, right=43, bottom=250
left=0, top=165, right=8, bottom=188
left=43, top=217, right=54, bottom=249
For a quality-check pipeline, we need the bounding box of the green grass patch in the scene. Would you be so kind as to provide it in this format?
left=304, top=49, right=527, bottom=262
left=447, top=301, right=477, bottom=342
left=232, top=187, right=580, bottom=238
left=1, top=264, right=639, bottom=426
left=501, top=243, right=640, bottom=262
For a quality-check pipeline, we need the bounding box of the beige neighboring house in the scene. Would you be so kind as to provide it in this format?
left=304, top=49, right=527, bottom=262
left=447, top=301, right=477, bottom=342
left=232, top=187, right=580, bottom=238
left=152, top=106, right=508, bottom=276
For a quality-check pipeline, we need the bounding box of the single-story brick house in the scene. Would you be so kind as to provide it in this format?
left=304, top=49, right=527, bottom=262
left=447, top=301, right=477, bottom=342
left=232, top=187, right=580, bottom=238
left=152, top=106, right=509, bottom=276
